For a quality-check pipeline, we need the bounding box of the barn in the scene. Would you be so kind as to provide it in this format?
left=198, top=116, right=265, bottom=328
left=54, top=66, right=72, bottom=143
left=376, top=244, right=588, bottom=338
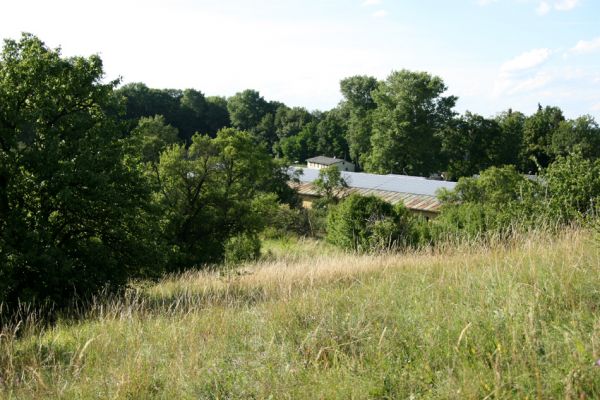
left=289, top=167, right=457, bottom=219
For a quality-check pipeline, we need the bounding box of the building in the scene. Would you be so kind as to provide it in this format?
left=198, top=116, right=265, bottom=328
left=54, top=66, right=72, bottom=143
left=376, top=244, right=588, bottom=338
left=289, top=167, right=457, bottom=218
left=306, top=156, right=355, bottom=172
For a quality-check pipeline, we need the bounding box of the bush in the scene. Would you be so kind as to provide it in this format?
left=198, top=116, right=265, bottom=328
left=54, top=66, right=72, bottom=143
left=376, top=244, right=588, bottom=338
left=224, top=234, right=261, bottom=265
left=327, top=195, right=415, bottom=252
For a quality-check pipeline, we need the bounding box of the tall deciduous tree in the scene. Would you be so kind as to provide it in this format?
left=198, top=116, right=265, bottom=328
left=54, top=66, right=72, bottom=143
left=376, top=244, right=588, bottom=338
left=340, top=75, right=378, bottom=168
left=0, top=34, right=160, bottom=309
left=227, top=89, right=270, bottom=132
left=522, top=104, right=564, bottom=172
left=366, top=70, right=457, bottom=176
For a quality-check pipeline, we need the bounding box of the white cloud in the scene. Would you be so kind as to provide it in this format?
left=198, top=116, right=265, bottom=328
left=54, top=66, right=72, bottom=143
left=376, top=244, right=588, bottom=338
left=500, top=48, right=552, bottom=72
left=494, top=48, right=553, bottom=97
left=592, top=103, right=600, bottom=111
left=362, top=0, right=382, bottom=6
left=507, top=71, right=553, bottom=95
left=571, top=37, right=600, bottom=54
left=554, top=0, right=580, bottom=11
left=372, top=10, right=388, bottom=18
left=537, top=0, right=580, bottom=14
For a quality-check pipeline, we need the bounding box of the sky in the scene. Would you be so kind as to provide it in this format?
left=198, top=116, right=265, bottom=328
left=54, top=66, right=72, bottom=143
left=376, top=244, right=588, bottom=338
left=1, top=0, right=599, bottom=119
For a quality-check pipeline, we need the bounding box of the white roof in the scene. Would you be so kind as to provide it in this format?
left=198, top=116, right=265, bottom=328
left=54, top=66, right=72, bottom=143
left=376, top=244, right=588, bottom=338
left=290, top=167, right=456, bottom=197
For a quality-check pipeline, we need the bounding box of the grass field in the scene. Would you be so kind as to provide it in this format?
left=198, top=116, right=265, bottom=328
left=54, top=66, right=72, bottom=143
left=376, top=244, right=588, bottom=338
left=1, top=229, right=600, bottom=399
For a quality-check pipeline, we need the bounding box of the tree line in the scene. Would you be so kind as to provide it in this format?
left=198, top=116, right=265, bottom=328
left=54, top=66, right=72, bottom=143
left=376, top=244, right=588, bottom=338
left=118, top=72, right=600, bottom=180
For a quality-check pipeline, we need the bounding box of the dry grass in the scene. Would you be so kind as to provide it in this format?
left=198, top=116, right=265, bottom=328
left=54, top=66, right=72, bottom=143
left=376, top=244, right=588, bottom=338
left=1, top=228, right=600, bottom=399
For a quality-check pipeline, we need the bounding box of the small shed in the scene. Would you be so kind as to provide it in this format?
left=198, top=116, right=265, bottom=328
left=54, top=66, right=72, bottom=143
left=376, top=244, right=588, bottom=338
left=306, top=156, right=355, bottom=172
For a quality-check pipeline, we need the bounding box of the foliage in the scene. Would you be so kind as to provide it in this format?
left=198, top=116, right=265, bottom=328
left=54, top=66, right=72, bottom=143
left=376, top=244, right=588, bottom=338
left=0, top=34, right=161, bottom=310
left=366, top=70, right=457, bottom=176
left=522, top=104, right=564, bottom=172
left=227, top=89, right=271, bottom=132
left=327, top=194, right=414, bottom=251
left=129, top=115, right=180, bottom=164
left=154, top=128, right=279, bottom=270
left=340, top=75, right=378, bottom=168
left=541, top=153, right=600, bottom=222
left=117, top=83, right=230, bottom=142
left=313, top=165, right=348, bottom=206
left=224, top=233, right=261, bottom=265
left=551, top=115, right=600, bottom=159
left=440, top=112, right=520, bottom=179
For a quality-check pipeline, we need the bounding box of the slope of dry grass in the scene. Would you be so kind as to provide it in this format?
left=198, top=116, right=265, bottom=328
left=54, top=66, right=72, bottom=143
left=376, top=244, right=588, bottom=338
left=1, top=229, right=600, bottom=399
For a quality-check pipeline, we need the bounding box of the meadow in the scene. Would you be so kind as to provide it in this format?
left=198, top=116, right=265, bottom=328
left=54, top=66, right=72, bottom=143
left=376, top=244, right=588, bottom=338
left=1, top=230, right=600, bottom=399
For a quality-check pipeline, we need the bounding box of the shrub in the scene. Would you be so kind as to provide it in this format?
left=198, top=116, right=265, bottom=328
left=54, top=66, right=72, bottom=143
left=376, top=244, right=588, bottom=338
left=327, top=195, right=415, bottom=251
left=224, top=234, right=261, bottom=265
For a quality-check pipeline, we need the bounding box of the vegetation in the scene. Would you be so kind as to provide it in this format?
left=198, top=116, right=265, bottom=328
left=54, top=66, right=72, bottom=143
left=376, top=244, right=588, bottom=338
left=2, top=30, right=600, bottom=399
left=1, top=229, right=600, bottom=398
left=0, top=34, right=160, bottom=310
left=327, top=195, right=415, bottom=251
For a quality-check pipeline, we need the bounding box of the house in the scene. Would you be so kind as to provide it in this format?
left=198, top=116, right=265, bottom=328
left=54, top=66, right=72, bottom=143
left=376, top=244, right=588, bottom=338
left=289, top=167, right=457, bottom=218
left=306, top=156, right=355, bottom=172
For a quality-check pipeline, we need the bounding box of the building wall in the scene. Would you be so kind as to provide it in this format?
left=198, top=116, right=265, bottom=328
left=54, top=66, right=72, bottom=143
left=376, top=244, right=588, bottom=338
left=307, top=161, right=355, bottom=172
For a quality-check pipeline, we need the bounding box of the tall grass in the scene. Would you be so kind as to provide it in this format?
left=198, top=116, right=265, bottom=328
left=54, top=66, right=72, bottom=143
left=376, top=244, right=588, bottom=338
left=1, top=228, right=600, bottom=398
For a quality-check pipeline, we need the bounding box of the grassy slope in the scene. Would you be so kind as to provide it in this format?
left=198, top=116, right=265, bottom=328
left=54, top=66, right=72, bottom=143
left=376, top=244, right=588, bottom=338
left=2, top=231, right=600, bottom=399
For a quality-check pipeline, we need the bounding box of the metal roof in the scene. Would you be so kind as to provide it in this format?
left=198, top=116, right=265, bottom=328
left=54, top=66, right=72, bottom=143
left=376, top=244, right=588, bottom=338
left=288, top=167, right=457, bottom=213
left=290, top=167, right=456, bottom=197
left=290, top=182, right=444, bottom=213
left=305, top=156, right=347, bottom=166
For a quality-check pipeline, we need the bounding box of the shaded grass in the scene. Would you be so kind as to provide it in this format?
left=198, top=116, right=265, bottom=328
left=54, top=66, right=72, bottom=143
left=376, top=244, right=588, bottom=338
left=1, top=229, right=600, bottom=398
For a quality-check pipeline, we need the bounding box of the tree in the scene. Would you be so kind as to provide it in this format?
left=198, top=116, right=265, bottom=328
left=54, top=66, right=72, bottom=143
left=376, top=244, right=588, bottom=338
left=313, top=165, right=348, bottom=205
left=315, top=109, right=350, bottom=160
left=440, top=112, right=514, bottom=179
left=155, top=128, right=279, bottom=270
left=0, top=34, right=160, bottom=310
left=340, top=75, right=378, bottom=168
left=365, top=70, right=457, bottom=176
left=551, top=115, right=600, bottom=159
left=129, top=115, right=180, bottom=164
left=495, top=109, right=526, bottom=170
left=522, top=104, right=564, bottom=172
left=227, top=89, right=270, bottom=131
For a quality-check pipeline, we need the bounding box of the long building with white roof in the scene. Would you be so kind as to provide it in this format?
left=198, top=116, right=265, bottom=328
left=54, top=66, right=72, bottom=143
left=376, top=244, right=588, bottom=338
left=289, top=167, right=457, bottom=217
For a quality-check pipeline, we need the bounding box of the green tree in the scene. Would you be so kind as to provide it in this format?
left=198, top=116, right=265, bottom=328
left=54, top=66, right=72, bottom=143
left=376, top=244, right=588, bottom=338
left=155, top=128, right=279, bottom=270
left=313, top=165, right=348, bottom=205
left=440, top=112, right=515, bottom=179
left=340, top=75, right=378, bottom=168
left=522, top=104, right=564, bottom=172
left=129, top=115, right=180, bottom=164
left=366, top=70, right=457, bottom=176
left=227, top=89, right=270, bottom=131
left=551, top=115, right=600, bottom=159
left=495, top=109, right=526, bottom=170
left=0, top=34, right=160, bottom=310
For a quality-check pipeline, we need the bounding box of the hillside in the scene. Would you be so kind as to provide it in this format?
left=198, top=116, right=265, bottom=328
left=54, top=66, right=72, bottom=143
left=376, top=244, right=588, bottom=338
left=1, top=230, right=600, bottom=399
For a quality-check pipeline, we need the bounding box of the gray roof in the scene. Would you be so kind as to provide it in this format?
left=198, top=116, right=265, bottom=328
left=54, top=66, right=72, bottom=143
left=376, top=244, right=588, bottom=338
left=305, top=156, right=347, bottom=166
left=290, top=167, right=456, bottom=197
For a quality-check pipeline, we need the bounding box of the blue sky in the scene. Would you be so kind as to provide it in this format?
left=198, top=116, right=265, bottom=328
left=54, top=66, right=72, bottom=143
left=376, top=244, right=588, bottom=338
left=1, top=0, right=599, bottom=118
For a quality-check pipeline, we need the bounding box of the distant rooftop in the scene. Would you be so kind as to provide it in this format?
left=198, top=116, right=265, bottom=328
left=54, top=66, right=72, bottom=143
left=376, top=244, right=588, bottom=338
left=290, top=167, right=456, bottom=197
left=305, top=156, right=347, bottom=166
left=289, top=167, right=457, bottom=214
